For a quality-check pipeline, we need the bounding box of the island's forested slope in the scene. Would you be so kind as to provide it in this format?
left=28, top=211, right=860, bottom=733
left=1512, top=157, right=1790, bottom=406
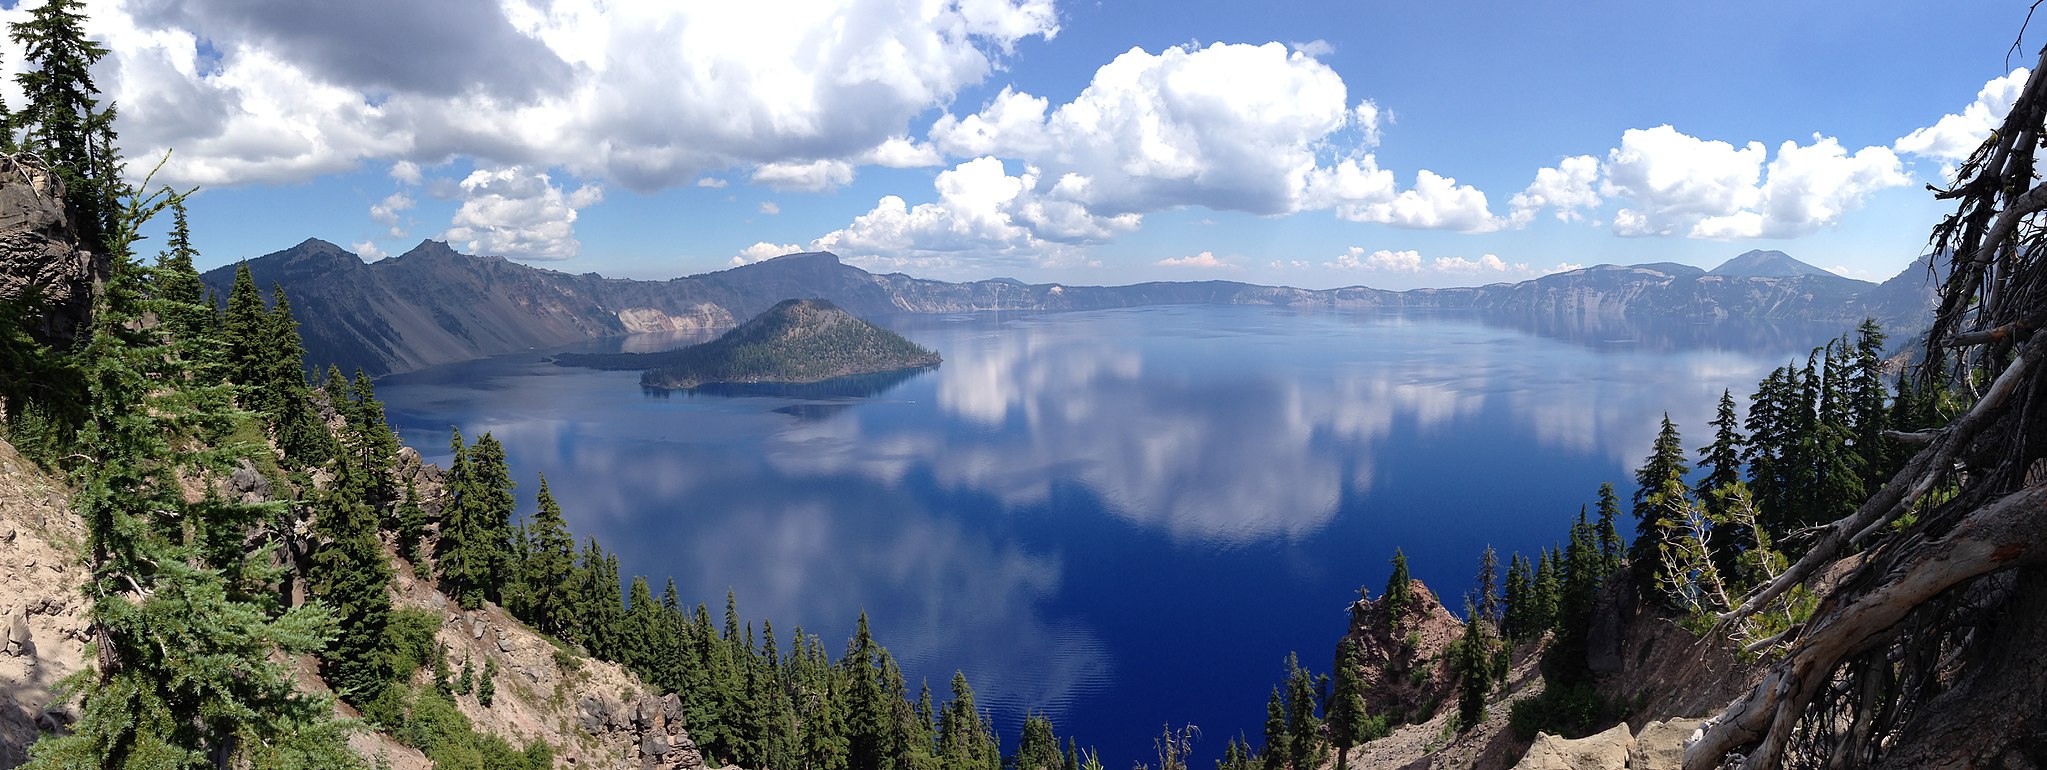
left=556, top=298, right=941, bottom=388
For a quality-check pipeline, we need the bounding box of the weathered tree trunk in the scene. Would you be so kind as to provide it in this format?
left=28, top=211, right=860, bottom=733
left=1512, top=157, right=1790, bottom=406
left=1684, top=485, right=2047, bottom=769
left=1866, top=568, right=2047, bottom=770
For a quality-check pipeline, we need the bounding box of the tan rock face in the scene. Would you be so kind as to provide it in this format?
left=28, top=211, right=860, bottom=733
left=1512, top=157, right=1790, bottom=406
left=1510, top=723, right=1632, bottom=770
left=1338, top=579, right=1467, bottom=724
left=0, top=156, right=101, bottom=349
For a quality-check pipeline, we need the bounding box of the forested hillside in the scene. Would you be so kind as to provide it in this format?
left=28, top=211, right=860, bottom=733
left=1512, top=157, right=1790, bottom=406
left=555, top=299, right=941, bottom=389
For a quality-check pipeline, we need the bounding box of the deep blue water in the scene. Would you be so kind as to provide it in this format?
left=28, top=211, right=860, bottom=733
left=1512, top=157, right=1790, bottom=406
left=374, top=306, right=1845, bottom=766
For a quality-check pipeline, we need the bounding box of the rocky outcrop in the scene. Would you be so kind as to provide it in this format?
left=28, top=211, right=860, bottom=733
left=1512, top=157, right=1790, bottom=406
left=1504, top=717, right=1700, bottom=770
left=1338, top=579, right=1467, bottom=724
left=0, top=154, right=100, bottom=349
left=1511, top=723, right=1632, bottom=770
left=203, top=242, right=1932, bottom=378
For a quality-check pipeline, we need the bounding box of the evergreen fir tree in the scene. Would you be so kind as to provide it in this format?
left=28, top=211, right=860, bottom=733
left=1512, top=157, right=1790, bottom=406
left=1016, top=715, right=1062, bottom=770
left=1631, top=414, right=1689, bottom=575
left=1743, top=367, right=1790, bottom=525
left=11, top=0, right=119, bottom=253
left=521, top=473, right=576, bottom=637
left=1282, top=653, right=1322, bottom=769
left=1325, top=639, right=1375, bottom=770
left=24, top=180, right=356, bottom=769
left=1260, top=688, right=1289, bottom=770
left=345, top=369, right=400, bottom=504
left=1450, top=600, right=1494, bottom=729
left=1532, top=549, right=1560, bottom=631
left=1382, top=548, right=1411, bottom=626
left=455, top=655, right=474, bottom=696
left=1847, top=319, right=1893, bottom=488
left=221, top=263, right=268, bottom=389
left=1697, top=389, right=1746, bottom=500
left=1474, top=545, right=1500, bottom=630
left=478, top=658, right=498, bottom=707
left=150, top=200, right=213, bottom=367
left=1594, top=482, right=1623, bottom=573
left=396, top=477, right=427, bottom=565
left=1501, top=553, right=1532, bottom=642
left=309, top=461, right=396, bottom=704
left=260, top=286, right=330, bottom=466
left=465, top=433, right=517, bottom=605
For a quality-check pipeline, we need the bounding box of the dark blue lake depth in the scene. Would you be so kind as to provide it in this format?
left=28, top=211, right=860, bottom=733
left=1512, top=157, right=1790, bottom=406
left=375, top=306, right=1845, bottom=766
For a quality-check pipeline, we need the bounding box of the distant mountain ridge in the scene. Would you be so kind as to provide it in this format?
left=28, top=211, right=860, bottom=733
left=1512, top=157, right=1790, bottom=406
left=201, top=240, right=1940, bottom=377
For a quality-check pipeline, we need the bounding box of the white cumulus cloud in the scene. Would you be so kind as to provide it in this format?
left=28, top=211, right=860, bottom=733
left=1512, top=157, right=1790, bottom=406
left=751, top=160, right=857, bottom=193
left=82, top=0, right=1061, bottom=190
left=369, top=191, right=414, bottom=237
left=1155, top=251, right=1238, bottom=270
left=1895, top=68, right=2028, bottom=163
left=731, top=241, right=806, bottom=265
left=1509, top=155, right=1601, bottom=225
left=928, top=42, right=1491, bottom=230
left=811, top=157, right=1137, bottom=270
left=442, top=166, right=604, bottom=260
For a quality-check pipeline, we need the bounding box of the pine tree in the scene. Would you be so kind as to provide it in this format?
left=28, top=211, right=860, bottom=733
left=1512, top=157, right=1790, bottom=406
left=1847, top=319, right=1893, bottom=488
left=1450, top=600, right=1494, bottom=729
left=1594, top=482, right=1623, bottom=573
left=345, top=369, right=400, bottom=504
left=1697, top=389, right=1745, bottom=500
left=1743, top=367, right=1790, bottom=524
left=309, top=461, right=396, bottom=704
left=1282, top=652, right=1322, bottom=769
left=478, top=658, right=498, bottom=707
left=465, top=433, right=517, bottom=605
left=1474, top=545, right=1500, bottom=630
left=1501, top=553, right=1530, bottom=642
left=396, top=477, right=427, bottom=565
left=1631, top=414, right=1689, bottom=574
left=1325, top=639, right=1375, bottom=770
left=521, top=473, right=576, bottom=637
left=455, top=655, right=475, bottom=695
left=222, top=263, right=268, bottom=389
left=1532, top=549, right=1560, bottom=631
left=150, top=200, right=213, bottom=367
left=437, top=428, right=482, bottom=607
left=261, top=286, right=330, bottom=466
left=1382, top=548, right=1411, bottom=626
left=1260, top=687, right=1289, bottom=770
left=22, top=180, right=356, bottom=768
left=11, top=0, right=119, bottom=253
left=1016, top=715, right=1061, bottom=770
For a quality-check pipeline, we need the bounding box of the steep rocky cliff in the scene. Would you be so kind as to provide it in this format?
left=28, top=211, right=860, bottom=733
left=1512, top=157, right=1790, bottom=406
left=202, top=241, right=1933, bottom=378
left=0, top=155, right=102, bottom=349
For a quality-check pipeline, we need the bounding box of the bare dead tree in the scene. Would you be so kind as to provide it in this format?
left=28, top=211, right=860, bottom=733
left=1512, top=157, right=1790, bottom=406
left=1683, top=44, right=2047, bottom=770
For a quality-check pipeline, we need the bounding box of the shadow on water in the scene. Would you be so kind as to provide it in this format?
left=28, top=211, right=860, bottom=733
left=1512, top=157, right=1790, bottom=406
left=637, top=365, right=936, bottom=401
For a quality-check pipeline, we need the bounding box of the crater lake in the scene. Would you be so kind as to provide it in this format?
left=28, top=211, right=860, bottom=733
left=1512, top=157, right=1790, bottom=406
left=373, top=305, right=1850, bottom=765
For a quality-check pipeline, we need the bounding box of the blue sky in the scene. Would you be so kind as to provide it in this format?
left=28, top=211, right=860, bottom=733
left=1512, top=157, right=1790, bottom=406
left=17, top=0, right=2037, bottom=288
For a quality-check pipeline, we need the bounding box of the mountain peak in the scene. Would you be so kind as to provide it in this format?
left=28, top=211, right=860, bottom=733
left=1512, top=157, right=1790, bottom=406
left=1708, top=250, right=1833, bottom=278
left=396, top=239, right=464, bottom=260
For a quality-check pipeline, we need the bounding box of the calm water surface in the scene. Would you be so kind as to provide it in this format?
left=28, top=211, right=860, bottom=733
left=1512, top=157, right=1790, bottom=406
left=375, top=306, right=1844, bottom=765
